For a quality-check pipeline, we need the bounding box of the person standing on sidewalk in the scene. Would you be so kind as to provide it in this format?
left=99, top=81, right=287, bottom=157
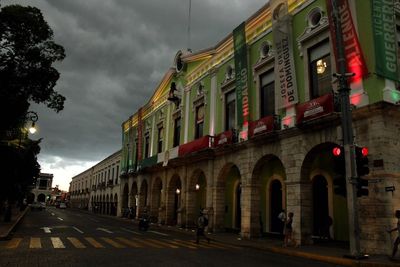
left=195, top=210, right=210, bottom=244
left=278, top=209, right=286, bottom=235
left=387, top=210, right=400, bottom=259
left=283, top=212, right=296, bottom=247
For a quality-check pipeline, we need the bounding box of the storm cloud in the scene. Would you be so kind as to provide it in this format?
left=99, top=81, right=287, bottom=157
left=2, top=0, right=267, bottom=189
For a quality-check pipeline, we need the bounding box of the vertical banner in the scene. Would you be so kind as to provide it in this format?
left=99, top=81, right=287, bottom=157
left=271, top=0, right=298, bottom=109
left=371, top=0, right=399, bottom=81
left=137, top=108, right=143, bottom=161
left=326, top=0, right=369, bottom=84
left=233, top=22, right=250, bottom=127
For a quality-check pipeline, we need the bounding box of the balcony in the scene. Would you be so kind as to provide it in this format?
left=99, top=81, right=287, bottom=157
left=248, top=115, right=278, bottom=138
left=178, top=135, right=212, bottom=157
left=213, top=130, right=236, bottom=148
left=296, top=93, right=335, bottom=125
left=137, top=155, right=158, bottom=171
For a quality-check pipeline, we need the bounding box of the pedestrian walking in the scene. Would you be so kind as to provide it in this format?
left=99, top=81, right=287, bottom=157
left=195, top=210, right=210, bottom=244
left=283, top=212, right=297, bottom=247
left=278, top=209, right=286, bottom=235
left=387, top=210, right=400, bottom=260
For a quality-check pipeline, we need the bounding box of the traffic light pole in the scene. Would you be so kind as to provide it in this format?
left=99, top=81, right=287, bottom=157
left=331, top=0, right=362, bottom=257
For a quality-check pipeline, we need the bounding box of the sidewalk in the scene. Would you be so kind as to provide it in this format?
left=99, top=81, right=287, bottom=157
left=153, top=224, right=400, bottom=267
left=0, top=206, right=28, bottom=240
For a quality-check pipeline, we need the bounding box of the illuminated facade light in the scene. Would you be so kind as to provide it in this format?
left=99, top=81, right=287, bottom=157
left=316, top=59, right=327, bottom=74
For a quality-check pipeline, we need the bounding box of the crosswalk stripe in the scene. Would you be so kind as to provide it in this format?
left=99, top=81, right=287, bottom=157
left=174, top=239, right=208, bottom=248
left=51, top=237, right=65, bottom=248
left=5, top=238, right=22, bottom=249
left=30, top=237, right=42, bottom=248
left=164, top=239, right=197, bottom=249
left=67, top=237, right=86, bottom=248
left=132, top=238, right=164, bottom=248
left=100, top=237, right=126, bottom=248
left=147, top=238, right=178, bottom=248
left=84, top=237, right=104, bottom=248
left=115, top=237, right=143, bottom=248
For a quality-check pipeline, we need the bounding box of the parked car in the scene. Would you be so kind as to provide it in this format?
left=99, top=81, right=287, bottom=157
left=59, top=202, right=67, bottom=209
left=29, top=202, right=44, bottom=211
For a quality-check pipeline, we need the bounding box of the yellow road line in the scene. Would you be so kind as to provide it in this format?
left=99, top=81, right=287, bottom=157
left=100, top=237, right=126, bottom=248
left=30, top=237, right=42, bottom=249
left=51, top=237, right=65, bottom=248
left=67, top=237, right=86, bottom=248
left=147, top=238, right=178, bottom=248
left=84, top=237, right=104, bottom=248
left=115, top=237, right=143, bottom=248
left=4, top=238, right=22, bottom=249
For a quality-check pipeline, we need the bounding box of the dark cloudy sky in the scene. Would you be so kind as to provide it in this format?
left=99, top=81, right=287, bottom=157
left=2, top=0, right=267, bottom=190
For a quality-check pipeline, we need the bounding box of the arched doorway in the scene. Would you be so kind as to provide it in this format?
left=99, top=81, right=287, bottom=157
left=312, top=175, right=329, bottom=238
left=37, top=193, right=46, bottom=203
left=139, top=180, right=148, bottom=216
left=222, top=164, right=241, bottom=233
left=167, top=175, right=181, bottom=226
left=131, top=182, right=138, bottom=218
left=151, top=177, right=163, bottom=222
left=113, top=193, right=118, bottom=216
left=122, top=183, right=129, bottom=213
left=270, top=179, right=283, bottom=233
left=234, top=182, right=241, bottom=230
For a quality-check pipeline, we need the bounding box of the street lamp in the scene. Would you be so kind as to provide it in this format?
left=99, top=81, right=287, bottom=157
left=25, top=111, right=38, bottom=134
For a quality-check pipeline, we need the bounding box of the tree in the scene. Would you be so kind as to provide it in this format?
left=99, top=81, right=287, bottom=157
left=0, top=4, right=66, bottom=134
left=0, top=5, right=65, bottom=212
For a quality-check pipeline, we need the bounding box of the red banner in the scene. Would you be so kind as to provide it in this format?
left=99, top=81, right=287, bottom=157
left=248, top=115, right=275, bottom=137
left=178, top=135, right=211, bottom=157
left=296, top=93, right=334, bottom=124
left=213, top=130, right=233, bottom=147
left=326, top=0, right=368, bottom=84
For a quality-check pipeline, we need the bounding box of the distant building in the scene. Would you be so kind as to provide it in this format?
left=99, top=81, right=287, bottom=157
left=30, top=173, right=53, bottom=203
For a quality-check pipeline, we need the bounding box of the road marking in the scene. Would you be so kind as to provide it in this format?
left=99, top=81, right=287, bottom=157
left=41, top=227, right=52, bottom=233
left=177, top=239, right=209, bottom=249
left=51, top=237, right=65, bottom=248
left=30, top=237, right=42, bottom=248
left=84, top=237, right=104, bottom=248
left=67, top=237, right=86, bottom=248
left=100, top=237, right=126, bottom=248
left=51, top=213, right=55, bottom=216
left=147, top=238, right=178, bottom=248
left=96, top=227, right=113, bottom=234
left=132, top=238, right=164, bottom=248
left=5, top=238, right=22, bottom=249
left=167, top=239, right=197, bottom=249
left=57, top=217, right=63, bottom=221
left=115, top=237, right=143, bottom=248
left=120, top=227, right=142, bottom=235
left=148, top=230, right=169, bottom=236
left=73, top=226, right=84, bottom=234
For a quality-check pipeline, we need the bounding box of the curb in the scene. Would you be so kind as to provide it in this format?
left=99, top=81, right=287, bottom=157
left=0, top=208, right=28, bottom=240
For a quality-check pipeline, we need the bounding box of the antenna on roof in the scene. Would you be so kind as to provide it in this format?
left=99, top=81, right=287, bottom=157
left=187, top=0, right=192, bottom=52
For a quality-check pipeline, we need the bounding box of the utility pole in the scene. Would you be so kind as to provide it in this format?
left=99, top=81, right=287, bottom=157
left=331, top=0, right=363, bottom=258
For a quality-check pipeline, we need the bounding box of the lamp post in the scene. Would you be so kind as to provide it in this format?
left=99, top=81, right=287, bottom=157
left=25, top=111, right=38, bottom=134
left=331, top=0, right=365, bottom=259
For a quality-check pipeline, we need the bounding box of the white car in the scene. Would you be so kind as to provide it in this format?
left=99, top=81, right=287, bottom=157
left=59, top=203, right=67, bottom=209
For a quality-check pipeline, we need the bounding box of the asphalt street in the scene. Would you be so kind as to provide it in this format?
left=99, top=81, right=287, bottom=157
left=0, top=207, right=344, bottom=267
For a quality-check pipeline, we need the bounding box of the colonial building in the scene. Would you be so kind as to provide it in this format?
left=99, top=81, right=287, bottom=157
left=30, top=173, right=53, bottom=203
left=70, top=150, right=121, bottom=215
left=119, top=0, right=400, bottom=254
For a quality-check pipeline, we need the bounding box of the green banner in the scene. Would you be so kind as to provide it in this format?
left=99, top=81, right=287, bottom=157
left=233, top=22, right=249, bottom=127
left=372, top=0, right=399, bottom=81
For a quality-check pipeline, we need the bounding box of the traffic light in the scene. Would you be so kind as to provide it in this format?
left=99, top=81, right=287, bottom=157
left=356, top=177, right=369, bottom=197
left=355, top=146, right=369, bottom=197
left=355, top=146, right=370, bottom=177
left=332, top=146, right=346, bottom=196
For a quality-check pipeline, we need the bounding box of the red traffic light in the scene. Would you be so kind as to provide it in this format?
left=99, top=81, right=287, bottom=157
left=332, top=147, right=342, bottom=157
left=361, top=147, right=368, bottom=157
